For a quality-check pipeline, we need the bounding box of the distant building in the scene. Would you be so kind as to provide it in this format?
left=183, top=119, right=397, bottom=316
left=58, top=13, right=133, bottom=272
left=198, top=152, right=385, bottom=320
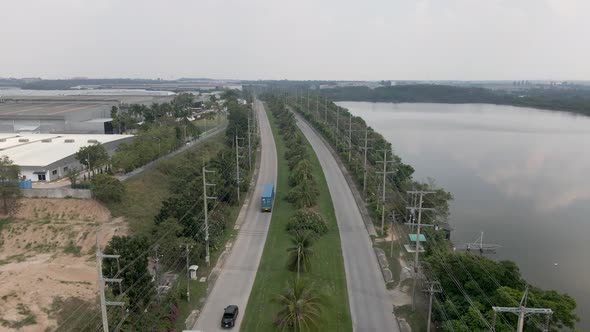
left=0, top=95, right=172, bottom=134
left=0, top=133, right=133, bottom=182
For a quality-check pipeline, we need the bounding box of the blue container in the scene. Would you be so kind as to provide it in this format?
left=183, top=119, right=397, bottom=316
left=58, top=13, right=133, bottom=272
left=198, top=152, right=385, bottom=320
left=19, top=179, right=32, bottom=189
left=261, top=183, right=274, bottom=212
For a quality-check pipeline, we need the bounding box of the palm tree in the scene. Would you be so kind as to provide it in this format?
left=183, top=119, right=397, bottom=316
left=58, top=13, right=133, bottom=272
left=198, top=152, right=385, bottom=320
left=275, top=278, right=322, bottom=332
left=289, top=160, right=314, bottom=187
left=286, top=231, right=314, bottom=277
left=286, top=179, right=319, bottom=209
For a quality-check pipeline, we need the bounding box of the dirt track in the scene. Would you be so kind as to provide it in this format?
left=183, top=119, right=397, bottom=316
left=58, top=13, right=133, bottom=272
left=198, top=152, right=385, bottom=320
left=0, top=199, right=126, bottom=332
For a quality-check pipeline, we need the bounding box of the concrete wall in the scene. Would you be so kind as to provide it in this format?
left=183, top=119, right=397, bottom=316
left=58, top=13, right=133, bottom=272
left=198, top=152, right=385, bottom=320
left=21, top=188, right=92, bottom=199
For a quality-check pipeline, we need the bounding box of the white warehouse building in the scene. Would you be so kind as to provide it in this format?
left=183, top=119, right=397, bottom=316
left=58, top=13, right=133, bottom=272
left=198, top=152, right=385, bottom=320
left=0, top=133, right=134, bottom=182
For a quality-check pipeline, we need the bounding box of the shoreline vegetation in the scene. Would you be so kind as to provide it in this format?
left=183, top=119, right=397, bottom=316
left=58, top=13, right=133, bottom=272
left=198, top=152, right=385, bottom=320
left=252, top=86, right=580, bottom=331
left=317, top=84, right=590, bottom=117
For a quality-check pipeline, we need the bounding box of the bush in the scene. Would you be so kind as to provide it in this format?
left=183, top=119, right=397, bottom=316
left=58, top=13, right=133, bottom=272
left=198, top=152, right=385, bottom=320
left=286, top=209, right=328, bottom=237
left=91, top=174, right=125, bottom=203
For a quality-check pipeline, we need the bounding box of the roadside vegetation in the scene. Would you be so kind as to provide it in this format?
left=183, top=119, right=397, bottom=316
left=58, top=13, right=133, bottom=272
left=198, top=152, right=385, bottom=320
left=54, top=90, right=259, bottom=331
left=242, top=95, right=352, bottom=332
left=257, top=86, right=580, bottom=331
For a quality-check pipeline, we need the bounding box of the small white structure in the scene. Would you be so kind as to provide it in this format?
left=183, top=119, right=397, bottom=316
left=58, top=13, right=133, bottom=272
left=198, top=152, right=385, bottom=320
left=189, top=265, right=199, bottom=280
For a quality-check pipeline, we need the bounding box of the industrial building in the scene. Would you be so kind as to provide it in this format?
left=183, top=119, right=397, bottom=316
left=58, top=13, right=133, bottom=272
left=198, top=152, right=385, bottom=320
left=0, top=94, right=172, bottom=134
left=0, top=133, right=133, bottom=182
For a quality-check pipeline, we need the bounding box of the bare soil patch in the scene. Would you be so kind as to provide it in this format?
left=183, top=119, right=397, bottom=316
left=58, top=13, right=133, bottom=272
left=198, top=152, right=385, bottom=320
left=0, top=199, right=126, bottom=332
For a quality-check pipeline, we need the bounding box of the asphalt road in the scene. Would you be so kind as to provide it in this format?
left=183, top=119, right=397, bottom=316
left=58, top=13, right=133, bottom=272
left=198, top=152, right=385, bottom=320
left=192, top=99, right=277, bottom=331
left=295, top=113, right=399, bottom=332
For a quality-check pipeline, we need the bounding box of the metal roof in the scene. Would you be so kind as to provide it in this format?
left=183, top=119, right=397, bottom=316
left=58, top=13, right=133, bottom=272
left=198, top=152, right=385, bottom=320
left=0, top=133, right=133, bottom=167
left=408, top=234, right=427, bottom=242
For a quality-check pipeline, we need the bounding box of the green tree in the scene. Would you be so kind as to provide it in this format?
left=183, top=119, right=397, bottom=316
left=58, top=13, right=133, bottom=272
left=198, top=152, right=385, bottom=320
left=91, top=174, right=125, bottom=203
left=286, top=179, right=319, bottom=209
left=286, top=209, right=328, bottom=237
left=171, top=93, right=195, bottom=118
left=286, top=231, right=315, bottom=276
left=275, top=278, right=322, bottom=332
left=0, top=156, right=21, bottom=216
left=75, top=143, right=109, bottom=177
left=289, top=160, right=314, bottom=187
left=103, top=236, right=153, bottom=310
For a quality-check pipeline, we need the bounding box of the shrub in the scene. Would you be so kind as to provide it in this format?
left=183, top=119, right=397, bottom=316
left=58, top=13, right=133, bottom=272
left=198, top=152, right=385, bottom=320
left=286, top=209, right=328, bottom=237
left=91, top=174, right=125, bottom=203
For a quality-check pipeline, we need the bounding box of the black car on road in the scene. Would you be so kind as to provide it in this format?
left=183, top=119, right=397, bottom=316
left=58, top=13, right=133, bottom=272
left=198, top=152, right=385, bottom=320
left=221, top=305, right=239, bottom=328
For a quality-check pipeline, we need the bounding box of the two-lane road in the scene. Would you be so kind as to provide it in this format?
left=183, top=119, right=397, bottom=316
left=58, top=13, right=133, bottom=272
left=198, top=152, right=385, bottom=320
left=192, top=99, right=277, bottom=331
left=294, top=113, right=399, bottom=332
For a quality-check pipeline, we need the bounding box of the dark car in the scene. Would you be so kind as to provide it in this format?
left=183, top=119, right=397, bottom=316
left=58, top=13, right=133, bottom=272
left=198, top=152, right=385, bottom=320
left=221, top=305, right=239, bottom=328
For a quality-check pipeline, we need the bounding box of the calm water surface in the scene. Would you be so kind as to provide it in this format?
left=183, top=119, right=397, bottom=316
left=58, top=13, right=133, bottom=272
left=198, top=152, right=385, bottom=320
left=338, top=102, right=590, bottom=329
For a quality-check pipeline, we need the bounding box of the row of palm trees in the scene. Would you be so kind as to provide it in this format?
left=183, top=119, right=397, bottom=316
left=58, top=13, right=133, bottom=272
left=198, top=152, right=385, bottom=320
left=266, top=94, right=329, bottom=332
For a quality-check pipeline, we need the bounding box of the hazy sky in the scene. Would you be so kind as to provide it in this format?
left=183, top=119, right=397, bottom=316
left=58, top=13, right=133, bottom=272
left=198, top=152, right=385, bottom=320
left=1, top=0, right=589, bottom=80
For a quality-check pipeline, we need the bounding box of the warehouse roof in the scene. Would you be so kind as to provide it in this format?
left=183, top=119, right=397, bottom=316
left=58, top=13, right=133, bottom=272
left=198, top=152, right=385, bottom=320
left=0, top=133, right=133, bottom=167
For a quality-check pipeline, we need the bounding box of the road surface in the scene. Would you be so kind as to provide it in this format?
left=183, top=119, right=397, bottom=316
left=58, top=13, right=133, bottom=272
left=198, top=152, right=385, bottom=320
left=294, top=113, right=399, bottom=332
left=192, top=99, right=277, bottom=331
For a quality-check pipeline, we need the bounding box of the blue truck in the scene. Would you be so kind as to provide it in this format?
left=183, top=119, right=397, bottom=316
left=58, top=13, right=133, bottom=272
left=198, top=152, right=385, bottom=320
left=261, top=183, right=275, bottom=212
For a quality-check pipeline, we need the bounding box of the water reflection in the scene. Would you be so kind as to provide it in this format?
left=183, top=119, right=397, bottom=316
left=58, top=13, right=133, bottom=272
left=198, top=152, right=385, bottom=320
left=339, top=102, right=590, bottom=329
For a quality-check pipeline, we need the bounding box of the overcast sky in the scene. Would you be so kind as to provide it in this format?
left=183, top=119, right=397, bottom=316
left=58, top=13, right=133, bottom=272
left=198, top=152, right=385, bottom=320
left=1, top=0, right=588, bottom=80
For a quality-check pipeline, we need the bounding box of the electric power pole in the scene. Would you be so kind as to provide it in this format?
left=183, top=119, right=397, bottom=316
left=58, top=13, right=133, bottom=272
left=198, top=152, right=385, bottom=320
left=406, top=190, right=436, bottom=311
left=316, top=94, right=320, bottom=121
left=96, top=232, right=124, bottom=332
left=247, top=116, right=252, bottom=170
left=348, top=113, right=353, bottom=162
left=423, top=281, right=442, bottom=331
left=390, top=212, right=396, bottom=258
left=324, top=97, right=328, bottom=123
left=202, top=166, right=216, bottom=266
left=376, top=149, right=396, bottom=235
left=183, top=243, right=193, bottom=302
left=235, top=135, right=244, bottom=201
left=492, top=286, right=553, bottom=332
left=154, top=245, right=161, bottom=302
left=360, top=129, right=374, bottom=195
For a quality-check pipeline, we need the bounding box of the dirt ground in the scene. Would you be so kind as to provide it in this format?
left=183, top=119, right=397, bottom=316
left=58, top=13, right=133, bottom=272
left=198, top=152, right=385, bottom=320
left=0, top=199, right=127, bottom=332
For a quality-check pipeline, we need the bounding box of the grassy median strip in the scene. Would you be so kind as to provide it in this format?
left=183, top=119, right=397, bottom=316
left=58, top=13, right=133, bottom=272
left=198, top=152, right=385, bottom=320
left=241, top=104, right=352, bottom=332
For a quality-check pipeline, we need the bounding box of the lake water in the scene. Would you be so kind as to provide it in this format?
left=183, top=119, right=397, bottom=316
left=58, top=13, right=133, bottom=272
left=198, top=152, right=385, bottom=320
left=338, top=102, right=590, bottom=329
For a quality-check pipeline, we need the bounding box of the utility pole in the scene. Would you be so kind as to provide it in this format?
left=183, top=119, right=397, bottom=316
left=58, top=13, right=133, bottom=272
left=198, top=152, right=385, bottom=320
left=423, top=281, right=442, bottom=331
left=324, top=97, right=328, bottom=123
left=235, top=135, right=244, bottom=201
left=360, top=129, right=374, bottom=195
left=154, top=245, right=161, bottom=302
left=348, top=113, right=353, bottom=162
left=390, top=213, right=396, bottom=258
left=376, top=149, right=395, bottom=235
left=247, top=116, right=252, bottom=170
left=183, top=243, right=193, bottom=302
left=316, top=94, right=320, bottom=121
left=307, top=90, right=310, bottom=110
left=202, top=166, right=216, bottom=266
left=406, top=190, right=435, bottom=311
left=96, top=232, right=124, bottom=332
left=335, top=107, right=340, bottom=137
left=492, top=286, right=553, bottom=332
